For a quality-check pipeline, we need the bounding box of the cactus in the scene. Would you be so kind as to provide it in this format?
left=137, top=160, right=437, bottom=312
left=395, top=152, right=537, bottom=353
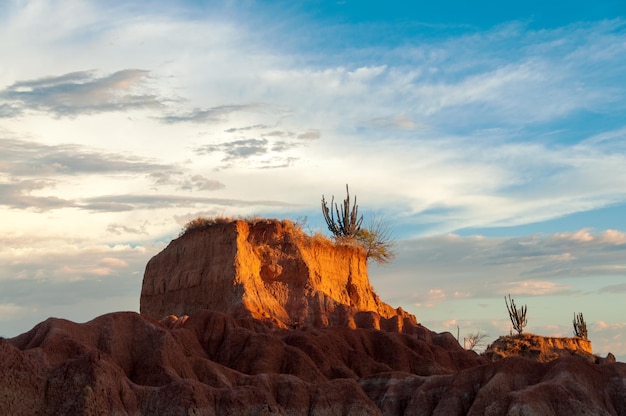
left=321, top=184, right=363, bottom=238
left=505, top=294, right=527, bottom=335
left=573, top=312, right=588, bottom=340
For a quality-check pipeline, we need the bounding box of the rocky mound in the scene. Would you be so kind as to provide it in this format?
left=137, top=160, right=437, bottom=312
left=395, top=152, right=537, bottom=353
left=2, top=310, right=625, bottom=415
left=483, top=333, right=603, bottom=363
left=141, top=219, right=416, bottom=331
left=4, top=218, right=625, bottom=414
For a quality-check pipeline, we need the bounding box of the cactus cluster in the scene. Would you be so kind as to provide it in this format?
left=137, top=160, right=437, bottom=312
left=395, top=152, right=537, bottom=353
left=573, top=312, right=588, bottom=340
left=321, top=184, right=363, bottom=239
left=505, top=294, right=528, bottom=335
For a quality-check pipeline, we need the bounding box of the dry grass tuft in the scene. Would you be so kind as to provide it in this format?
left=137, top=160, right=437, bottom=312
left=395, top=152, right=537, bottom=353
left=179, top=216, right=234, bottom=236
left=179, top=216, right=339, bottom=248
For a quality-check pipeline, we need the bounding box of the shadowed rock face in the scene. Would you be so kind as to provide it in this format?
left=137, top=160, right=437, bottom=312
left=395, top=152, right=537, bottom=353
left=2, top=310, right=625, bottom=416
left=4, top=220, right=625, bottom=414
left=140, top=219, right=416, bottom=331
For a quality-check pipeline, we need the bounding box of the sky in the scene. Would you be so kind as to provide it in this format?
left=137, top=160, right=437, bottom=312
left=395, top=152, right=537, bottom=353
left=1, top=0, right=626, bottom=360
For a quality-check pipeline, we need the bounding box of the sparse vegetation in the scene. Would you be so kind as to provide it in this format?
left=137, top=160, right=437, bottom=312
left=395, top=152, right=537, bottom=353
left=464, top=330, right=489, bottom=351
left=354, top=215, right=396, bottom=264
left=179, top=186, right=397, bottom=265
left=322, top=185, right=397, bottom=264
left=505, top=294, right=527, bottom=335
left=573, top=312, right=588, bottom=340
left=179, top=216, right=338, bottom=248
left=321, top=184, right=363, bottom=238
left=179, top=216, right=233, bottom=236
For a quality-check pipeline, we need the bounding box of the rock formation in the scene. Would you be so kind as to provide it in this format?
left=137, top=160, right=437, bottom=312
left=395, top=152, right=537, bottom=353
left=2, top=310, right=625, bottom=415
left=2, top=217, right=625, bottom=415
left=141, top=219, right=416, bottom=331
left=483, top=333, right=597, bottom=363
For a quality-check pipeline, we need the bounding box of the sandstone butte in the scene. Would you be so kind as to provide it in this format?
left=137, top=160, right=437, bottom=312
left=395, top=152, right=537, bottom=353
left=140, top=218, right=416, bottom=332
left=0, top=218, right=625, bottom=415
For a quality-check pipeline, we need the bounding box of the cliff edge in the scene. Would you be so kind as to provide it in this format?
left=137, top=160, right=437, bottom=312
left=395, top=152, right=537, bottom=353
left=3, top=217, right=625, bottom=415
left=483, top=333, right=606, bottom=363
left=140, top=218, right=416, bottom=331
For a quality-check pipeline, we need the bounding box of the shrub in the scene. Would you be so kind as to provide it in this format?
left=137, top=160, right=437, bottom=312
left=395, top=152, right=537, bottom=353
left=354, top=214, right=396, bottom=264
left=321, top=185, right=396, bottom=264
left=464, top=330, right=489, bottom=351
left=179, top=216, right=232, bottom=236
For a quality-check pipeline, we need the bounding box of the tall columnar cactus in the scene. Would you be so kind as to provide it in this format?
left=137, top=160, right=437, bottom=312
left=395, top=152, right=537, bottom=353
left=505, top=294, right=527, bottom=335
left=321, top=184, right=363, bottom=238
left=573, top=312, right=588, bottom=340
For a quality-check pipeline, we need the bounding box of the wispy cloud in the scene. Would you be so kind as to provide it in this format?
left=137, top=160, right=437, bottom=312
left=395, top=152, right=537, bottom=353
left=373, top=229, right=626, bottom=309
left=0, top=304, right=29, bottom=322
left=501, top=280, right=574, bottom=296
left=160, top=104, right=272, bottom=124
left=194, top=133, right=312, bottom=169
left=106, top=222, right=149, bottom=236
left=146, top=172, right=225, bottom=192
left=0, top=137, right=178, bottom=211
left=0, top=180, right=75, bottom=211
left=80, top=194, right=296, bottom=212
left=0, top=70, right=161, bottom=117
left=0, top=238, right=161, bottom=336
left=599, top=283, right=626, bottom=294
left=196, top=138, right=270, bottom=160
left=0, top=138, right=172, bottom=176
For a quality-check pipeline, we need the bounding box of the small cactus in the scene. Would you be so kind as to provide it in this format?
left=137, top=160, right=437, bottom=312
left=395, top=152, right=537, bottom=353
left=573, top=312, right=588, bottom=340
left=505, top=294, right=527, bottom=335
left=321, top=184, right=363, bottom=239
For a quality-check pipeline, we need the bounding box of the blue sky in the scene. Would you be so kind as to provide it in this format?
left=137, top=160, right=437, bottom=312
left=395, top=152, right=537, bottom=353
left=1, top=0, right=625, bottom=360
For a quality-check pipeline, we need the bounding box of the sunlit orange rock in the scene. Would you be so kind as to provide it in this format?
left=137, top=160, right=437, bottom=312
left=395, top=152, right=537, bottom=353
left=483, top=333, right=595, bottom=363
left=3, top=217, right=625, bottom=415
left=140, top=218, right=416, bottom=331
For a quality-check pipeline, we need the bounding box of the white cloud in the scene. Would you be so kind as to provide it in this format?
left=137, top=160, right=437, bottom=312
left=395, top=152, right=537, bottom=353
left=501, top=280, right=573, bottom=296
left=589, top=321, right=626, bottom=358
left=0, top=70, right=160, bottom=117
left=414, top=288, right=447, bottom=308
left=0, top=1, right=624, bottom=359
left=99, top=257, right=130, bottom=268
left=0, top=304, right=29, bottom=322
left=0, top=6, right=624, bottom=234
left=371, top=228, right=626, bottom=309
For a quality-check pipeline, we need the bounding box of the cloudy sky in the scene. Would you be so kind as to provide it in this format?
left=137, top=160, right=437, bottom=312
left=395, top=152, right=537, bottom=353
left=1, top=0, right=625, bottom=360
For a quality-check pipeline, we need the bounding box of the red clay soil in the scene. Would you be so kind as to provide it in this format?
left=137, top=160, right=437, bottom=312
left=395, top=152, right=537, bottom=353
left=2, top=310, right=625, bottom=415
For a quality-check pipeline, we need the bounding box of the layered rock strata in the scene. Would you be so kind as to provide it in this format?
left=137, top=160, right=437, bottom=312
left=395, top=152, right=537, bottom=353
left=141, top=219, right=416, bottom=331
left=2, top=310, right=624, bottom=416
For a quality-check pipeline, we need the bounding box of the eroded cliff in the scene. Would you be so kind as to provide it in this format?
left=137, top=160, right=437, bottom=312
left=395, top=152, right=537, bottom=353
left=2, top=216, right=625, bottom=415
left=140, top=219, right=416, bottom=331
left=3, top=310, right=625, bottom=416
left=483, top=333, right=599, bottom=363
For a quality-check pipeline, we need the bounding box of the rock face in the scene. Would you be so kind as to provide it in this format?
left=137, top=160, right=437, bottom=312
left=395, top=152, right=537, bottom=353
left=484, top=333, right=596, bottom=363
left=2, top=310, right=625, bottom=416
left=141, top=219, right=416, bottom=331
left=4, top=217, right=626, bottom=414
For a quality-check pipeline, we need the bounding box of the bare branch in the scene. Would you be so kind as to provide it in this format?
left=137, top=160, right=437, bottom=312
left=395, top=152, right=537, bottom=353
left=464, top=330, right=489, bottom=351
